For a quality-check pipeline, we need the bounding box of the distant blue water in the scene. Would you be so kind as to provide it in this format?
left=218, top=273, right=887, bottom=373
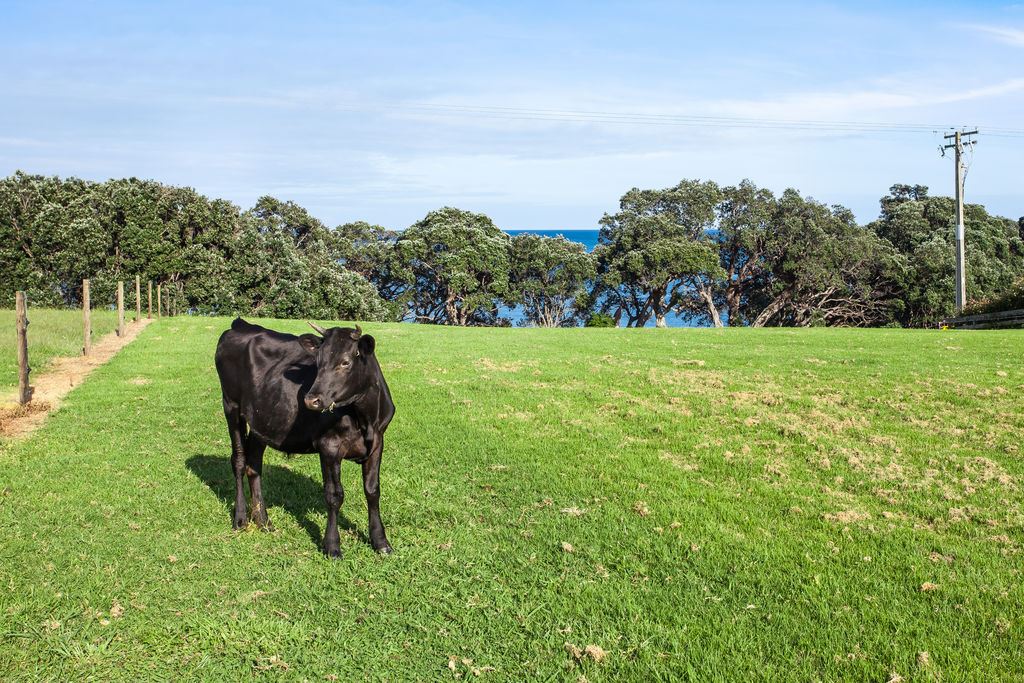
left=506, top=229, right=600, bottom=252
left=502, top=229, right=699, bottom=327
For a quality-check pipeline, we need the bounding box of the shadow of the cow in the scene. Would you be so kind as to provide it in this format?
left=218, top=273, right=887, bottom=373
left=186, top=454, right=367, bottom=550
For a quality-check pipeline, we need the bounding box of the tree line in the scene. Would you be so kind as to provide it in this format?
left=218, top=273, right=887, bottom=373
left=2, top=172, right=1022, bottom=327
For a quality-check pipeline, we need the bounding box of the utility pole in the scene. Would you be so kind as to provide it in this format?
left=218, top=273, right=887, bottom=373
left=942, top=129, right=977, bottom=315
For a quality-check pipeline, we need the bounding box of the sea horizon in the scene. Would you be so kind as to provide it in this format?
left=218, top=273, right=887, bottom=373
left=505, top=228, right=600, bottom=252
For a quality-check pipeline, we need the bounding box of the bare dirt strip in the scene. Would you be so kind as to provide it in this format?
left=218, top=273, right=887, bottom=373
left=0, top=318, right=153, bottom=439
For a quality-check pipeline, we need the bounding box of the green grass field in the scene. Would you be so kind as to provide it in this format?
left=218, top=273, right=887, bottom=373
left=1, top=318, right=1021, bottom=680
left=0, top=308, right=120, bottom=394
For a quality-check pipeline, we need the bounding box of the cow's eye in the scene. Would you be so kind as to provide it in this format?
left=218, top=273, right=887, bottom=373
left=339, top=360, right=351, bottom=368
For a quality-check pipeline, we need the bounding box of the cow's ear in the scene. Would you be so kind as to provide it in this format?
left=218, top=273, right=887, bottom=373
left=298, top=334, right=322, bottom=354
left=358, top=334, right=375, bottom=356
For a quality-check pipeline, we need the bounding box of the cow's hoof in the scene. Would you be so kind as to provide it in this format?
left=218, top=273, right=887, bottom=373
left=255, top=518, right=274, bottom=532
left=232, top=516, right=249, bottom=530
left=375, top=544, right=394, bottom=555
left=324, top=547, right=342, bottom=560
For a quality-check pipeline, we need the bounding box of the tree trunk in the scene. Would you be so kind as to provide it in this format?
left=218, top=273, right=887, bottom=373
left=709, top=305, right=723, bottom=328
left=444, top=293, right=459, bottom=325
left=725, top=286, right=742, bottom=326
left=637, top=287, right=665, bottom=328
left=655, top=314, right=667, bottom=328
left=697, top=285, right=723, bottom=328
left=751, top=288, right=792, bottom=327
left=728, top=301, right=740, bottom=326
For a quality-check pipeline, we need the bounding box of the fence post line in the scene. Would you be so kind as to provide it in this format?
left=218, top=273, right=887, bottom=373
left=117, top=281, right=125, bottom=337
left=135, top=275, right=141, bottom=322
left=16, top=291, right=31, bottom=405
left=82, top=279, right=91, bottom=356
left=157, top=284, right=162, bottom=318
left=147, top=280, right=152, bottom=319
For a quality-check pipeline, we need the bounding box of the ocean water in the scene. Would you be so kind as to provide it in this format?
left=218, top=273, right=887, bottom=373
left=502, top=229, right=697, bottom=327
left=506, top=229, right=600, bottom=252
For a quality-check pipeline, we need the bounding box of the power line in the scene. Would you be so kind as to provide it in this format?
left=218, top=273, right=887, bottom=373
left=361, top=100, right=1024, bottom=137
left=407, top=102, right=944, bottom=129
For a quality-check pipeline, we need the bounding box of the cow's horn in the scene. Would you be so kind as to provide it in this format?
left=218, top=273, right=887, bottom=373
left=308, top=321, right=328, bottom=336
left=351, top=324, right=362, bottom=340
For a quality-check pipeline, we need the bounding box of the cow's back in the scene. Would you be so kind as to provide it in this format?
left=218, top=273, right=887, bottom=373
left=216, top=318, right=319, bottom=450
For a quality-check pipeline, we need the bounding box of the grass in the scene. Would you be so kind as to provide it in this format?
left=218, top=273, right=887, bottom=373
left=0, top=318, right=1022, bottom=681
left=0, top=308, right=120, bottom=394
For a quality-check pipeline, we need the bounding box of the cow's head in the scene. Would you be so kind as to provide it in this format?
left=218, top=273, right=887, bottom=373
left=300, top=322, right=377, bottom=412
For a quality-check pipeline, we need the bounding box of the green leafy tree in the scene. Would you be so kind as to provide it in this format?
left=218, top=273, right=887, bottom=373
left=713, top=181, right=777, bottom=326
left=595, top=180, right=722, bottom=327
left=396, top=207, right=511, bottom=325
left=332, top=221, right=412, bottom=321
left=8, top=172, right=1019, bottom=330
left=0, top=174, right=391, bottom=321
left=964, top=276, right=1024, bottom=315
left=750, top=190, right=904, bottom=327
left=868, top=184, right=1024, bottom=326
left=237, top=198, right=391, bottom=321
left=0, top=173, right=102, bottom=305
left=671, top=180, right=777, bottom=326
left=507, top=233, right=596, bottom=327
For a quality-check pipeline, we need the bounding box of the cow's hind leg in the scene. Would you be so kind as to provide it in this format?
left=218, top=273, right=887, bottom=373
left=224, top=401, right=249, bottom=530
left=245, top=436, right=272, bottom=530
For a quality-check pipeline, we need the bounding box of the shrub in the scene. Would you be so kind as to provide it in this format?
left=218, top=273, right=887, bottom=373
left=585, top=312, right=616, bottom=328
left=964, top=277, right=1024, bottom=316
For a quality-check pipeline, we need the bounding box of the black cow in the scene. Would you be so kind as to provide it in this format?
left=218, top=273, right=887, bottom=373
left=214, top=318, right=395, bottom=557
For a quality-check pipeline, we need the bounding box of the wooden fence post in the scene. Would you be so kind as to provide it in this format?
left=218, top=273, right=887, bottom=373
left=135, top=275, right=141, bottom=322
left=117, top=281, right=125, bottom=337
left=16, top=292, right=31, bottom=405
left=157, top=284, right=162, bottom=318
left=148, top=281, right=152, bottom=319
left=82, top=279, right=91, bottom=356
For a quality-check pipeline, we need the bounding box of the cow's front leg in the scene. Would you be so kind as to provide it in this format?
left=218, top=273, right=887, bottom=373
left=362, top=435, right=392, bottom=554
left=319, top=451, right=344, bottom=558
left=245, top=436, right=272, bottom=530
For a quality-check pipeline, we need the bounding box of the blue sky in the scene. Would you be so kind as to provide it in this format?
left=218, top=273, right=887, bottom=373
left=2, top=0, right=1022, bottom=229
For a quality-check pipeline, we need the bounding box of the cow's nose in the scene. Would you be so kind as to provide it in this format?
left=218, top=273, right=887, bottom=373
left=305, top=395, right=323, bottom=411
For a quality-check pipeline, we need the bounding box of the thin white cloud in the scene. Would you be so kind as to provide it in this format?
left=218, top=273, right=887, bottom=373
left=945, top=78, right=1024, bottom=101
left=366, top=150, right=681, bottom=206
left=703, top=78, right=1024, bottom=121
left=199, top=76, right=1024, bottom=141
left=963, top=23, right=1024, bottom=46
left=0, top=137, right=50, bottom=148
